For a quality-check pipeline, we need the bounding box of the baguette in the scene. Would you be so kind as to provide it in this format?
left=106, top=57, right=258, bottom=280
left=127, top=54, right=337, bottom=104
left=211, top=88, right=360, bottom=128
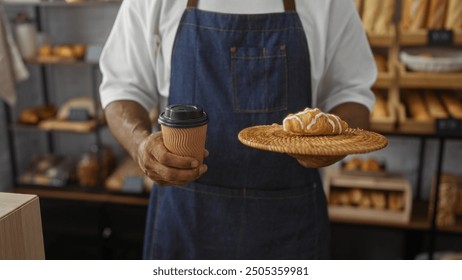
left=362, top=0, right=382, bottom=33
left=374, top=0, right=395, bottom=34
left=423, top=91, right=448, bottom=119
left=441, top=93, right=462, bottom=119
left=445, top=0, right=462, bottom=29
left=405, top=91, right=432, bottom=121
left=427, top=0, right=448, bottom=29
left=402, top=0, right=430, bottom=31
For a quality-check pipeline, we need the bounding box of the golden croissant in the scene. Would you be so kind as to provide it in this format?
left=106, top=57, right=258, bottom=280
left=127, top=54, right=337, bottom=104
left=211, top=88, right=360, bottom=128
left=282, top=108, right=348, bottom=135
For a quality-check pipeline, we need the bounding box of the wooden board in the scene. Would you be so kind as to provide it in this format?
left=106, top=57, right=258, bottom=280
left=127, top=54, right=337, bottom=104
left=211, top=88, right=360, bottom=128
left=370, top=88, right=398, bottom=133
left=397, top=62, right=462, bottom=89
left=398, top=26, right=462, bottom=46
left=367, top=26, right=397, bottom=47
left=0, top=192, right=45, bottom=260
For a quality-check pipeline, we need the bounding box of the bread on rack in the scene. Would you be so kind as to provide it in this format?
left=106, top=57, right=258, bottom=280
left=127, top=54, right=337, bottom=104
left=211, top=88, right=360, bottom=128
left=404, top=91, right=432, bottom=121
left=373, top=0, right=395, bottom=34
left=440, top=93, right=462, bottom=119
left=282, top=108, right=349, bottom=135
left=374, top=54, right=388, bottom=72
left=427, top=0, right=449, bottom=29
left=445, top=0, right=462, bottom=30
left=18, top=104, right=57, bottom=125
left=372, top=90, right=388, bottom=119
left=423, top=91, right=448, bottom=119
left=370, top=191, right=387, bottom=209
left=401, top=0, right=430, bottom=30
left=388, top=192, right=405, bottom=211
left=362, top=0, right=381, bottom=33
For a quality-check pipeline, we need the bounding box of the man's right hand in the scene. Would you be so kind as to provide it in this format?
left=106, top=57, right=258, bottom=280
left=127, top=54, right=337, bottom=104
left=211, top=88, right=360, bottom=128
left=137, top=131, right=208, bottom=186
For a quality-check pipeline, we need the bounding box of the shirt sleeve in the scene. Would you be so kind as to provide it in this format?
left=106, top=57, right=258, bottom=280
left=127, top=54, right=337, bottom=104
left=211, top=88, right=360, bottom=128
left=316, top=1, right=376, bottom=113
left=99, top=0, right=158, bottom=113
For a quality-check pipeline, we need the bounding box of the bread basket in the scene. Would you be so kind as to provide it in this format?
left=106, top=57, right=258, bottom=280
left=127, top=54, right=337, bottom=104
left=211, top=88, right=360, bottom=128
left=400, top=48, right=462, bottom=72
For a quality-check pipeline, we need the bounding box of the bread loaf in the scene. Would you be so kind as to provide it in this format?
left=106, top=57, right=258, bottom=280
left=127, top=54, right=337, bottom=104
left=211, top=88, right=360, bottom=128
left=402, top=0, right=430, bottom=30
left=372, top=90, right=388, bottom=119
left=282, top=108, right=349, bottom=135
left=423, top=91, right=448, bottom=119
left=388, top=192, right=405, bottom=211
left=405, top=91, right=432, bottom=121
left=427, top=0, right=448, bottom=29
left=18, top=104, right=57, bottom=125
left=362, top=0, right=382, bottom=33
left=370, top=191, right=387, bottom=209
left=374, top=0, right=395, bottom=34
left=445, top=0, right=462, bottom=29
left=441, top=93, right=462, bottom=119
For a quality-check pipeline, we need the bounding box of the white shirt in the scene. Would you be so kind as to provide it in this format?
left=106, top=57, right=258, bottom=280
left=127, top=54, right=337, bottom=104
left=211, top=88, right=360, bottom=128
left=99, top=0, right=376, bottom=113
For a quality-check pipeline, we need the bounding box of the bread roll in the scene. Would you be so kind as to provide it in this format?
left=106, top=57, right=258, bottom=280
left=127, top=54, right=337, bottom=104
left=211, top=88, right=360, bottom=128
left=388, top=192, right=405, bottom=211
left=427, top=0, right=448, bottom=29
left=374, top=0, right=395, bottom=34
left=423, top=91, right=448, bottom=119
left=445, top=0, right=462, bottom=29
left=282, top=108, right=349, bottom=135
left=18, top=104, right=57, bottom=125
left=360, top=158, right=382, bottom=171
left=348, top=188, right=363, bottom=206
left=372, top=90, right=388, bottom=119
left=402, top=0, right=430, bottom=30
left=371, top=191, right=387, bottom=209
left=405, top=91, right=432, bottom=121
left=441, top=93, right=462, bottom=119
left=359, top=192, right=372, bottom=208
left=343, top=156, right=363, bottom=171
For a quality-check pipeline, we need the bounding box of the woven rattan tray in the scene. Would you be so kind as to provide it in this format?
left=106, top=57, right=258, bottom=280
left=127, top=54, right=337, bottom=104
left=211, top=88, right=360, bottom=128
left=238, top=124, right=388, bottom=156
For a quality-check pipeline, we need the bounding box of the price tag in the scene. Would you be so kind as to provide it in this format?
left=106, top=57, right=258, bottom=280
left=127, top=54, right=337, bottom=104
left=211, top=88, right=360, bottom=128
left=428, top=29, right=454, bottom=46
left=436, top=118, right=462, bottom=137
left=121, top=176, right=145, bottom=194
left=68, top=108, right=90, bottom=121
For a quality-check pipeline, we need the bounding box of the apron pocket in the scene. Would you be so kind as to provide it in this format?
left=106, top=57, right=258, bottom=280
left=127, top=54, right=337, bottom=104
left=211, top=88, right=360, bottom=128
left=230, top=45, right=288, bottom=113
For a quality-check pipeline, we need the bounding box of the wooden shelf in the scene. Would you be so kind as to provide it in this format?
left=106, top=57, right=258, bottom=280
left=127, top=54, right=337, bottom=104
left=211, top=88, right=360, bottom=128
left=367, top=27, right=397, bottom=47
left=24, top=58, right=98, bottom=66
left=398, top=26, right=462, bottom=46
left=397, top=62, right=462, bottom=89
left=10, top=122, right=102, bottom=134
left=14, top=186, right=149, bottom=206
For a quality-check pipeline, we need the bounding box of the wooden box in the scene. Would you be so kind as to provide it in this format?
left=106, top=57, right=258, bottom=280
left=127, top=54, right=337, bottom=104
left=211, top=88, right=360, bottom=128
left=370, top=88, right=398, bottom=133
left=0, top=192, right=45, bottom=259
left=323, top=169, right=412, bottom=224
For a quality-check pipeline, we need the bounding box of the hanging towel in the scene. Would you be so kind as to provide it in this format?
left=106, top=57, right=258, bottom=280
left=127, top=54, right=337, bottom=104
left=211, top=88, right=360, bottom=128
left=0, top=5, right=29, bottom=106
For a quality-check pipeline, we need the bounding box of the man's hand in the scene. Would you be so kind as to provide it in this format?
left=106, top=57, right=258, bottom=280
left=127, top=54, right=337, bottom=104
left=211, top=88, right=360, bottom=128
left=137, top=131, right=208, bottom=186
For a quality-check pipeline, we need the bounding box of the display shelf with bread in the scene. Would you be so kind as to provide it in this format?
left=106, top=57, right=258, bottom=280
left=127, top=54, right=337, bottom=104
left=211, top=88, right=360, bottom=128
left=358, top=0, right=397, bottom=47
left=373, top=47, right=398, bottom=88
left=398, top=0, right=462, bottom=46
left=397, top=61, right=462, bottom=89
left=370, top=88, right=399, bottom=133
left=395, top=90, right=462, bottom=135
left=324, top=168, right=413, bottom=224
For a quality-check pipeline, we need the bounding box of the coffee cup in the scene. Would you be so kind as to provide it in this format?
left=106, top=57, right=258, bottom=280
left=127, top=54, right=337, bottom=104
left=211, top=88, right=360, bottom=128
left=158, top=104, right=208, bottom=163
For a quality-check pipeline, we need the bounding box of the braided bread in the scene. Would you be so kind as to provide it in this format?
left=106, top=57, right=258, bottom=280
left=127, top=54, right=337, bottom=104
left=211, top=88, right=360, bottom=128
left=282, top=108, right=349, bottom=135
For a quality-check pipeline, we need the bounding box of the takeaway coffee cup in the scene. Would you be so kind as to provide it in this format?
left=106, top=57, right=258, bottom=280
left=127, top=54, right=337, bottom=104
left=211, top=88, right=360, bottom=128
left=158, top=104, right=209, bottom=163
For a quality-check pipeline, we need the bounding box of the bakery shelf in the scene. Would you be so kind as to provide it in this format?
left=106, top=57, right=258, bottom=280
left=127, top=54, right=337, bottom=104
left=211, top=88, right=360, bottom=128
left=38, top=119, right=99, bottom=133
left=396, top=102, right=435, bottom=135
left=14, top=185, right=149, bottom=206
left=398, top=26, right=462, bottom=46
left=366, top=26, right=397, bottom=47
left=10, top=122, right=102, bottom=133
left=397, top=62, right=462, bottom=89
left=24, top=58, right=98, bottom=66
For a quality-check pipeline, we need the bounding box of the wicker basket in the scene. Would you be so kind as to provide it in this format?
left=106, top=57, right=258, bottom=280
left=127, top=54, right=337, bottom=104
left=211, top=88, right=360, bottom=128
left=400, top=48, right=462, bottom=73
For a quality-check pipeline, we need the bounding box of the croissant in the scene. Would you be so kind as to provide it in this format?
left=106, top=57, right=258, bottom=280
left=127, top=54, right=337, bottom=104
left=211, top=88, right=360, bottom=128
left=282, top=108, right=349, bottom=135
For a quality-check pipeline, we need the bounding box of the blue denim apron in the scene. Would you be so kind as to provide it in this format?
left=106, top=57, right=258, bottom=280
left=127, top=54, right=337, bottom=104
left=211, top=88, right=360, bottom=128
left=143, top=0, right=330, bottom=259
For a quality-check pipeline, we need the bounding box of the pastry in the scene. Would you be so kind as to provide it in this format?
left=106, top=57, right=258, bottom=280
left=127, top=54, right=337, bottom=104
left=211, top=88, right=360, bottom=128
left=423, top=91, right=448, bottom=119
left=360, top=158, right=382, bottom=171
left=404, top=91, right=432, bottom=121
left=282, top=108, right=349, bottom=135
left=445, top=0, right=462, bottom=29
left=388, top=192, right=405, bottom=211
left=348, top=188, right=363, bottom=206
left=401, top=0, right=430, bottom=30
left=427, top=0, right=448, bottom=29
left=18, top=104, right=57, bottom=125
left=440, top=93, right=462, bottom=119
left=343, top=156, right=363, bottom=171
left=370, top=191, right=387, bottom=209
left=358, top=192, right=372, bottom=208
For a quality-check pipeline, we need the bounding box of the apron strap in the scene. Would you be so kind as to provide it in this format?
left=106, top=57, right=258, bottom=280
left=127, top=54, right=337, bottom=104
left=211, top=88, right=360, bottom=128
left=187, top=0, right=296, bottom=11
left=187, top=0, right=198, bottom=8
left=283, top=0, right=296, bottom=11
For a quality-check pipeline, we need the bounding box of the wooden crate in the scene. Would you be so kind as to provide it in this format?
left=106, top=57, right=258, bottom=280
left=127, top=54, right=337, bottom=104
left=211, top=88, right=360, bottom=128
left=323, top=169, right=412, bottom=224
left=398, top=25, right=462, bottom=46
left=397, top=62, right=462, bottom=90
left=0, top=192, right=45, bottom=259
left=370, top=88, right=398, bottom=133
